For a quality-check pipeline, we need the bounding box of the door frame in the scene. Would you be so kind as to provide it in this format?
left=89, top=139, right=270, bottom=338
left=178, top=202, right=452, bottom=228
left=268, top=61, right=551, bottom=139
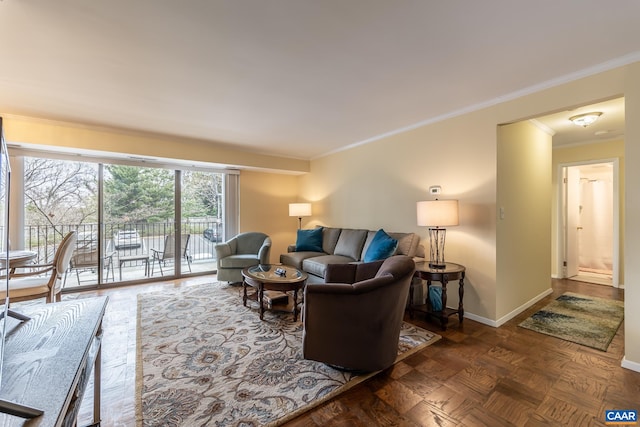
left=557, top=158, right=620, bottom=287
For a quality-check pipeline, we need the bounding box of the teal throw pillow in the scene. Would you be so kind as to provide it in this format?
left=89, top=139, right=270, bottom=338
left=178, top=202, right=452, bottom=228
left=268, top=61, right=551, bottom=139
left=295, top=227, right=324, bottom=252
left=363, top=229, right=398, bottom=262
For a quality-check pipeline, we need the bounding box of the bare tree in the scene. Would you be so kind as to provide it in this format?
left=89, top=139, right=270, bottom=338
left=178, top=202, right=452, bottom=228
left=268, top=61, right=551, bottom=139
left=24, top=158, right=98, bottom=231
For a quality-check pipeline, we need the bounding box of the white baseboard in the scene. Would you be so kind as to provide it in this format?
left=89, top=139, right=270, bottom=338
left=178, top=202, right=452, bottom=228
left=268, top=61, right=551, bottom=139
left=495, top=288, right=554, bottom=327
left=621, top=357, right=640, bottom=373
left=463, top=312, right=498, bottom=327
left=457, top=288, right=553, bottom=328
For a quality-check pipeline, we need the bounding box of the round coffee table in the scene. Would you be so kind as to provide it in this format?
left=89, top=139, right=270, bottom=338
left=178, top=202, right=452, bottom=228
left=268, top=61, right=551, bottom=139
left=241, top=264, right=308, bottom=321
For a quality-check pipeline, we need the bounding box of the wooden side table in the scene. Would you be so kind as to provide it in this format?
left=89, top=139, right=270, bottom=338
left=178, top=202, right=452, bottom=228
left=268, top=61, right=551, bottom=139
left=242, top=264, right=308, bottom=322
left=409, top=261, right=465, bottom=330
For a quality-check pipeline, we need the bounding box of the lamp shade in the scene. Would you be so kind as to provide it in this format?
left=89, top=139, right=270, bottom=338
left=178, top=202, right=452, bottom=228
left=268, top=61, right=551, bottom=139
left=417, top=200, right=459, bottom=227
left=289, top=203, right=312, bottom=217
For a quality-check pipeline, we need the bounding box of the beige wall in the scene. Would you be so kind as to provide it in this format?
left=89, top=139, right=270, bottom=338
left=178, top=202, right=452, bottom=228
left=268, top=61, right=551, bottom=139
left=302, top=109, right=499, bottom=321
left=624, top=63, right=640, bottom=367
left=4, top=115, right=310, bottom=174
left=238, top=170, right=299, bottom=263
left=302, top=62, right=640, bottom=369
left=551, top=139, right=625, bottom=284
left=497, top=121, right=552, bottom=320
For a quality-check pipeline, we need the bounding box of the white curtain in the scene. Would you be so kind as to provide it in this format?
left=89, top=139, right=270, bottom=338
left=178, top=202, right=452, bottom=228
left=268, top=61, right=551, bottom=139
left=578, top=175, right=613, bottom=271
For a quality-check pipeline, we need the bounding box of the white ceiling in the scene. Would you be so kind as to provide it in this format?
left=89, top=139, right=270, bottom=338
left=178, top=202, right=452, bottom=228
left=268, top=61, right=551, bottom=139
left=535, top=97, right=625, bottom=147
left=0, top=1, right=639, bottom=160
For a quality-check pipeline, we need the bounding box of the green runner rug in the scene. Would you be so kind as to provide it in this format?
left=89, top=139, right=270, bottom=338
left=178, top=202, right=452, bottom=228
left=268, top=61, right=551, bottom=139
left=519, top=292, right=624, bottom=351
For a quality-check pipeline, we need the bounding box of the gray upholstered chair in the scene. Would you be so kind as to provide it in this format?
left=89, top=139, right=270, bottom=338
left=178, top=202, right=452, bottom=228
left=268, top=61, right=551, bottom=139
left=302, top=255, right=415, bottom=372
left=215, top=232, right=272, bottom=283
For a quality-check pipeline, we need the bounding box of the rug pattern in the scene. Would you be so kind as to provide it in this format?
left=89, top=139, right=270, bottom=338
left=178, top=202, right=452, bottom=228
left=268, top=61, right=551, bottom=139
left=518, top=292, right=624, bottom=351
left=136, top=283, right=440, bottom=427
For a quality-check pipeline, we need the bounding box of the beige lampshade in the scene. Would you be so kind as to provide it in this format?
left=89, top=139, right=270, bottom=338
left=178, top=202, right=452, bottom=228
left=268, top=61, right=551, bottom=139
left=417, top=200, right=459, bottom=227
left=289, top=203, right=312, bottom=217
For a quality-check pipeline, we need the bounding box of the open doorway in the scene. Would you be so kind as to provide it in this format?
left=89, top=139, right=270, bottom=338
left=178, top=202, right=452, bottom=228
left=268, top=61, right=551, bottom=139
left=561, top=160, right=618, bottom=286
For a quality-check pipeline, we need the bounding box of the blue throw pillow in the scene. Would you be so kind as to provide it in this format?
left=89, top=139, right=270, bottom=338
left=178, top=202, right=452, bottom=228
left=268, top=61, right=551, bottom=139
left=363, top=229, right=398, bottom=262
left=295, top=227, right=324, bottom=252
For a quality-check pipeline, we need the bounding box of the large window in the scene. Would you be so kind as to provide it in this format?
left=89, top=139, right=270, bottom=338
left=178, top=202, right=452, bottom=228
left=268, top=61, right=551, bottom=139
left=18, top=155, right=234, bottom=289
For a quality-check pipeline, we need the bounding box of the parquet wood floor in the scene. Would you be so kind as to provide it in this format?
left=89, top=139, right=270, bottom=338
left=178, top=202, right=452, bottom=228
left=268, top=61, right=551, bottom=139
left=71, top=276, right=638, bottom=427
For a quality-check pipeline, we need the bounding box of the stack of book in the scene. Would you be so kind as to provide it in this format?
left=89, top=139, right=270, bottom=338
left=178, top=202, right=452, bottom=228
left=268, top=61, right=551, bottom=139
left=263, top=291, right=288, bottom=307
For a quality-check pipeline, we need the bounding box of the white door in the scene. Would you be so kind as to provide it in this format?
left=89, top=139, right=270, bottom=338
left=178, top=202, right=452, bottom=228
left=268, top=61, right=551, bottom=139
left=565, top=166, right=580, bottom=278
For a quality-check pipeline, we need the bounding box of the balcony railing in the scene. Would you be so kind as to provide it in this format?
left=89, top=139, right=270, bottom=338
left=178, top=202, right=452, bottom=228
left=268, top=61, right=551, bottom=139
left=20, top=220, right=223, bottom=286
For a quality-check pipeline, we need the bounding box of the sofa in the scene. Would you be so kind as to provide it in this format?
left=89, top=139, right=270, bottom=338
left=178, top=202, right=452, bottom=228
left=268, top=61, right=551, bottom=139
left=302, top=255, right=416, bottom=372
left=280, top=227, right=424, bottom=284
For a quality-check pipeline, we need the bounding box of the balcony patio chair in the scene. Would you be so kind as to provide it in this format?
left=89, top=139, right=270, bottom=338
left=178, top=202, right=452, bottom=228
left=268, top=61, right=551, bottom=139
left=0, top=231, right=77, bottom=304
left=69, top=244, right=116, bottom=284
left=150, top=234, right=192, bottom=276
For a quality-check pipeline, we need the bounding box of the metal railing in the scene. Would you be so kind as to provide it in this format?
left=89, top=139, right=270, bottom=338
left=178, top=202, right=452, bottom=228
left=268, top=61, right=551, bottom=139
left=23, top=220, right=223, bottom=266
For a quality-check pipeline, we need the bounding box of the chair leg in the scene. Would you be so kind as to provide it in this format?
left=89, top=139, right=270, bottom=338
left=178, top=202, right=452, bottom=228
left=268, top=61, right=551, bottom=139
left=104, top=261, right=110, bottom=282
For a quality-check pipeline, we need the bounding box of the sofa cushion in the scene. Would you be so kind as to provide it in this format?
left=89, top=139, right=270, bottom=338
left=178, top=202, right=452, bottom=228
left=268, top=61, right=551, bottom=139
left=280, top=251, right=324, bottom=270
left=363, top=229, right=398, bottom=262
left=321, top=227, right=342, bottom=254
left=296, top=228, right=323, bottom=252
left=218, top=254, right=264, bottom=269
left=303, top=254, right=355, bottom=279
left=333, top=229, right=367, bottom=260
left=388, top=232, right=421, bottom=257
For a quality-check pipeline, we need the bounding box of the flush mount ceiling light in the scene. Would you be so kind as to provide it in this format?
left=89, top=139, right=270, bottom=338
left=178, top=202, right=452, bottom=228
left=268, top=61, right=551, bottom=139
left=569, top=112, right=602, bottom=127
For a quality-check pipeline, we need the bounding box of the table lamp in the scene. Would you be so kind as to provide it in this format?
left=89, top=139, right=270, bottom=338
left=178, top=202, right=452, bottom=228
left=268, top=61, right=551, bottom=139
left=417, top=199, right=459, bottom=268
left=289, top=203, right=312, bottom=229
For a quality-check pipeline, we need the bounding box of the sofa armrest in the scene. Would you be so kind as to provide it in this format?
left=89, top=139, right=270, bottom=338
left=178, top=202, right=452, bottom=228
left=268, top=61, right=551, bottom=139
left=214, top=243, right=232, bottom=259
left=258, top=237, right=272, bottom=264
left=287, top=244, right=296, bottom=253
left=325, top=263, right=357, bottom=284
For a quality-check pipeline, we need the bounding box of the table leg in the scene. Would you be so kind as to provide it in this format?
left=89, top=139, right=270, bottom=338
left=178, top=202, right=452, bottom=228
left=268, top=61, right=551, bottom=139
left=440, top=276, right=449, bottom=330
left=408, top=279, right=415, bottom=319
left=242, top=280, right=248, bottom=307
left=458, top=275, right=465, bottom=323
left=258, top=283, right=264, bottom=320
left=292, top=288, right=299, bottom=322
left=94, top=322, right=102, bottom=425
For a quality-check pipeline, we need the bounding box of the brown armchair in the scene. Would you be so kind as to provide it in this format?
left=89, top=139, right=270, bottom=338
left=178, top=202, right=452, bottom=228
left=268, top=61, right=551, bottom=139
left=302, top=255, right=416, bottom=372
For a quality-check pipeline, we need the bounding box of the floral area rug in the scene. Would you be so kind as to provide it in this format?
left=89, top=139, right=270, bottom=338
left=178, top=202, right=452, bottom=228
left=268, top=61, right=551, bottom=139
left=518, top=292, right=624, bottom=351
left=136, top=282, right=440, bottom=426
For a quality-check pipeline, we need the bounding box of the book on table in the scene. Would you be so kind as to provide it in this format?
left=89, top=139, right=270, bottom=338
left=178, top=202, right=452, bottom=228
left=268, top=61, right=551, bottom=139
left=263, top=290, right=288, bottom=305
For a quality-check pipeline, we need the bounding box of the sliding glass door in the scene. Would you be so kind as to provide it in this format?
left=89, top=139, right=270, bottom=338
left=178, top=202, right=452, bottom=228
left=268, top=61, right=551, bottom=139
left=181, top=170, right=224, bottom=274
left=19, top=155, right=230, bottom=289
left=104, top=164, right=175, bottom=282
left=24, top=157, right=101, bottom=286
